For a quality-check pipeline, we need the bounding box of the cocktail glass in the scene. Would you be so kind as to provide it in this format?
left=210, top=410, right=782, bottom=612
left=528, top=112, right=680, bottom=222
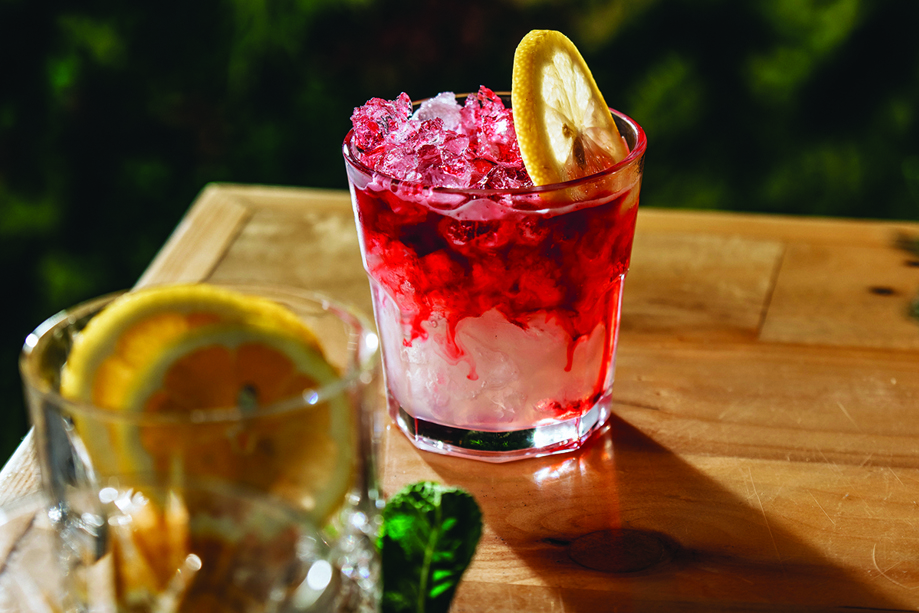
left=343, top=95, right=646, bottom=462
left=19, top=284, right=382, bottom=611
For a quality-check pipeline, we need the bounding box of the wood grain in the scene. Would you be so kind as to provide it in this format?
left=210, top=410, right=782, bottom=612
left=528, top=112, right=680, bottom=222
left=761, top=242, right=919, bottom=349
left=0, top=432, right=39, bottom=506
left=623, top=233, right=783, bottom=340
left=4, top=184, right=919, bottom=612
left=208, top=205, right=371, bottom=315
left=135, top=183, right=252, bottom=288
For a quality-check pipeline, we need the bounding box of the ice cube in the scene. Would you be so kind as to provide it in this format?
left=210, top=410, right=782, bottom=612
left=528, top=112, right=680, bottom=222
left=350, top=87, right=533, bottom=189
left=350, top=93, right=412, bottom=153
left=412, top=92, right=462, bottom=131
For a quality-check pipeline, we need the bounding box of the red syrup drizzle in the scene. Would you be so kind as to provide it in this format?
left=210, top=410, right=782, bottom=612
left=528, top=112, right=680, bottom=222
left=351, top=184, right=638, bottom=378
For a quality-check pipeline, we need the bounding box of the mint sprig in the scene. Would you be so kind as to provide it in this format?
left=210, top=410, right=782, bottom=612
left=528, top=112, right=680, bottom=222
left=380, top=481, right=483, bottom=613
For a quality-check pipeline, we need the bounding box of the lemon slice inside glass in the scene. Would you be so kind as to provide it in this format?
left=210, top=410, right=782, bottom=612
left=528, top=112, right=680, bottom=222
left=60, top=284, right=319, bottom=407
left=59, top=283, right=353, bottom=523
left=512, top=29, right=630, bottom=186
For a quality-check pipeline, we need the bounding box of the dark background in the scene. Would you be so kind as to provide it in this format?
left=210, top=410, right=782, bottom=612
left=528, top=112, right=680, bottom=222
left=2, top=0, right=918, bottom=460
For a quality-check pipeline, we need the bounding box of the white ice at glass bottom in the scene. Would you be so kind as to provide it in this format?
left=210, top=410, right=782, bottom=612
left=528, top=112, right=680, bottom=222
left=375, top=297, right=612, bottom=431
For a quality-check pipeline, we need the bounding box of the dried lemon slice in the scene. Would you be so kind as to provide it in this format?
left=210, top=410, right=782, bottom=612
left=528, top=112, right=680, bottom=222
left=512, top=29, right=630, bottom=185
left=60, top=283, right=353, bottom=522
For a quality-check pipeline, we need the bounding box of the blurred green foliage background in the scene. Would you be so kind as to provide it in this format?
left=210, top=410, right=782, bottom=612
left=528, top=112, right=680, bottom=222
left=2, top=0, right=918, bottom=460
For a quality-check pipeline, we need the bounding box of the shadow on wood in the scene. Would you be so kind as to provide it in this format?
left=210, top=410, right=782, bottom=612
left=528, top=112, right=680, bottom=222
left=404, top=414, right=913, bottom=612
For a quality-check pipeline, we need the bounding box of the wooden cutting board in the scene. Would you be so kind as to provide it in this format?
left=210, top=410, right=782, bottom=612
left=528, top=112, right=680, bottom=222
left=4, top=183, right=919, bottom=612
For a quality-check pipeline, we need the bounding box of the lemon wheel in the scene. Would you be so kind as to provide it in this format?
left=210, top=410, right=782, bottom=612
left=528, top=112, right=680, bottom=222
left=512, top=29, right=630, bottom=186
left=59, top=283, right=355, bottom=523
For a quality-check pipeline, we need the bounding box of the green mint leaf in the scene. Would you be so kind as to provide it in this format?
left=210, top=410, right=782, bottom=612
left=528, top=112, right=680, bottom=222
left=380, top=481, right=483, bottom=613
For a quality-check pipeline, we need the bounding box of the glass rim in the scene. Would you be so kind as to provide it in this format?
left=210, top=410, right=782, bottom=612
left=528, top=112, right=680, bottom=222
left=342, top=92, right=647, bottom=198
left=19, top=283, right=380, bottom=426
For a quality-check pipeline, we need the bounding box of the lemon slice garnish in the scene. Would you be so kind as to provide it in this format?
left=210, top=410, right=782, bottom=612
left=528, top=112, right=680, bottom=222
left=512, top=29, right=630, bottom=186
left=60, top=284, right=319, bottom=406
left=60, top=283, right=353, bottom=522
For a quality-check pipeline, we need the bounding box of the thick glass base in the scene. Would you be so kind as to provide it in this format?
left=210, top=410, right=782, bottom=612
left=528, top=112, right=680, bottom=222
left=390, top=392, right=613, bottom=462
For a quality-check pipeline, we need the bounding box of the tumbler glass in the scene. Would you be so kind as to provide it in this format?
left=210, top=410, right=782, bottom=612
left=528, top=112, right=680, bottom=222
left=20, top=284, right=382, bottom=612
left=343, top=98, right=646, bottom=462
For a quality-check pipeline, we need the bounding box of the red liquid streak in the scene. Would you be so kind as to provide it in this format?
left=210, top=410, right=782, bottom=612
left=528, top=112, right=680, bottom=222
left=353, top=185, right=638, bottom=387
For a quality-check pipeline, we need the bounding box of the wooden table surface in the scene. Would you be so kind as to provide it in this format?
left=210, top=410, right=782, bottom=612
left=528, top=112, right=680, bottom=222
left=4, top=183, right=919, bottom=612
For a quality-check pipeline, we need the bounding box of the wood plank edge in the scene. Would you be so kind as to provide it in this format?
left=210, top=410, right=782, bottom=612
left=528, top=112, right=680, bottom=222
left=202, top=182, right=352, bottom=211
left=637, top=208, right=919, bottom=248
left=135, top=184, right=253, bottom=288
left=0, top=431, right=40, bottom=505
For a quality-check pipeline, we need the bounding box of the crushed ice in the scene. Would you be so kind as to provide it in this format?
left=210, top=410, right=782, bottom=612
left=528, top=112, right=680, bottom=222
left=350, top=86, right=531, bottom=189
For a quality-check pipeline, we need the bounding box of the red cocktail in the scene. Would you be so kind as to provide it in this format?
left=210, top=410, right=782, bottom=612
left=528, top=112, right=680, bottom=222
left=343, top=88, right=646, bottom=461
